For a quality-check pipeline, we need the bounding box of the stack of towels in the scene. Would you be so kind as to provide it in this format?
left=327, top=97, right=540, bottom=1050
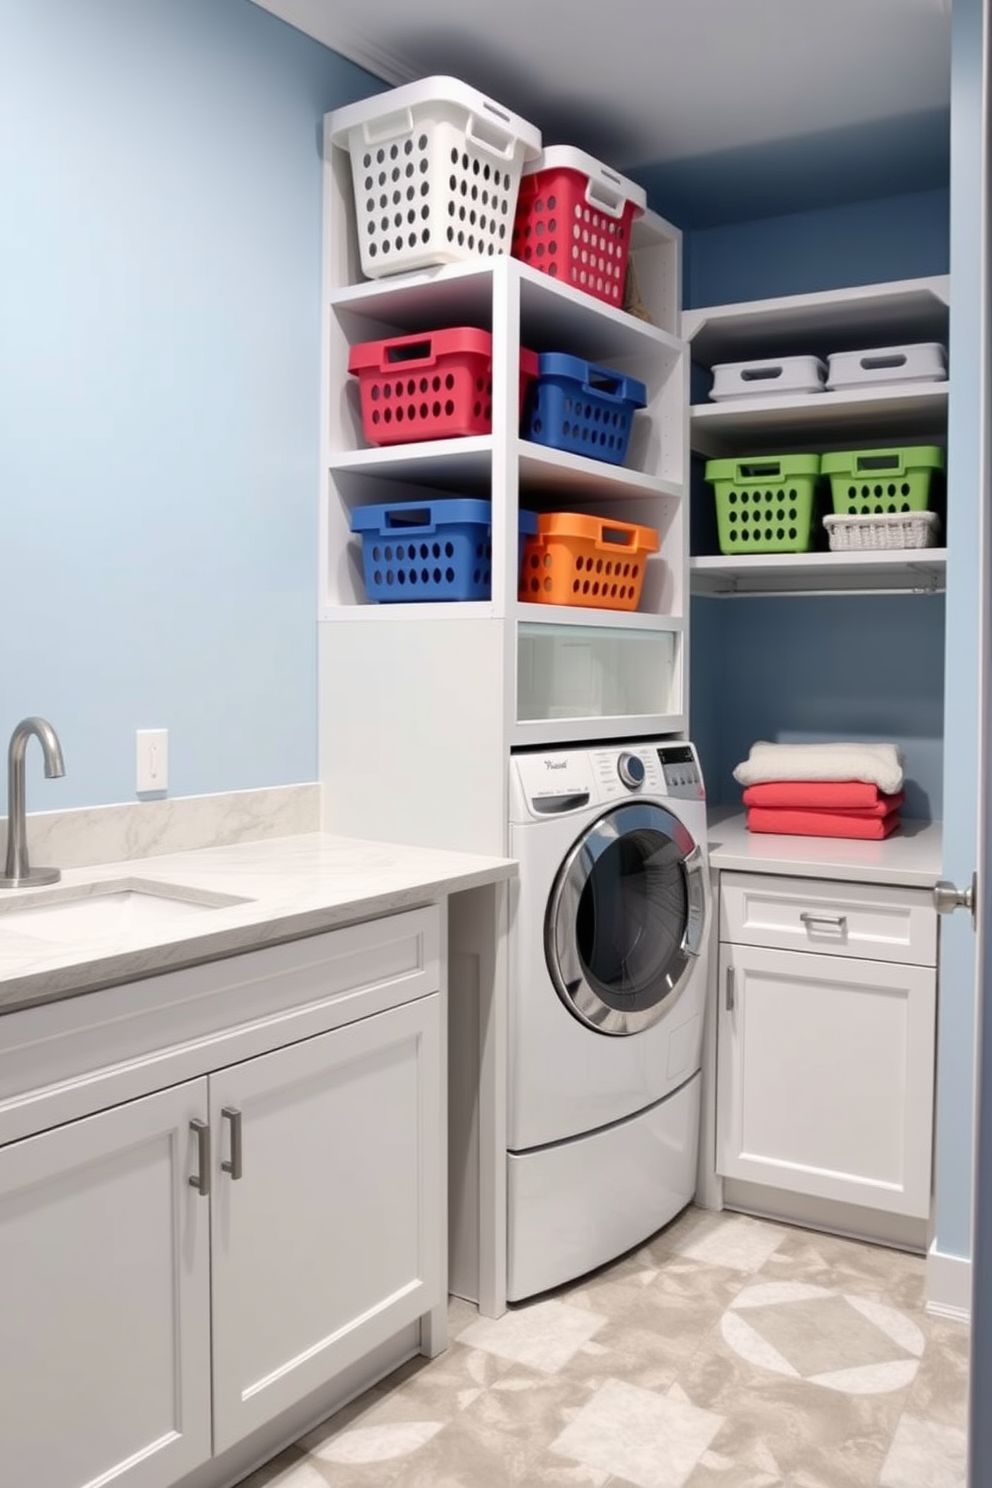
left=733, top=741, right=905, bottom=840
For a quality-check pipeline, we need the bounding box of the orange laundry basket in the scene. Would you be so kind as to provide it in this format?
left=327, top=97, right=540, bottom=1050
left=518, top=512, right=658, bottom=611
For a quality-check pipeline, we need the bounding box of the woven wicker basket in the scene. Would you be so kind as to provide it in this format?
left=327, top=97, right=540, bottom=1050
left=823, top=511, right=941, bottom=552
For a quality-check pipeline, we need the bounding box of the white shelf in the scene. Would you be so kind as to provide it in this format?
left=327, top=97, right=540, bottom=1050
left=690, top=383, right=949, bottom=458
left=318, top=602, right=683, bottom=629
left=512, top=713, right=687, bottom=748
left=328, top=438, right=684, bottom=503
left=330, top=258, right=683, bottom=365
left=690, top=548, right=946, bottom=597
left=516, top=606, right=684, bottom=632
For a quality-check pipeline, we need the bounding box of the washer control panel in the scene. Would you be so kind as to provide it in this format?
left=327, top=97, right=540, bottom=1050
left=511, top=740, right=705, bottom=819
left=617, top=751, right=646, bottom=789
left=657, top=743, right=704, bottom=800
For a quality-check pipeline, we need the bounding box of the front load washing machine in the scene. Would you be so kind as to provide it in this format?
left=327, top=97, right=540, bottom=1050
left=506, top=739, right=710, bottom=1301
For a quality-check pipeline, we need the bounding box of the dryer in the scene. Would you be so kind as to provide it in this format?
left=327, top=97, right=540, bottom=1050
left=506, top=739, right=710, bottom=1301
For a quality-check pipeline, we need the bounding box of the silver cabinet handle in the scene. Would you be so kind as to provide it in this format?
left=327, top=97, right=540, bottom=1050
left=799, top=911, right=847, bottom=933
left=221, top=1106, right=244, bottom=1181
left=189, top=1118, right=211, bottom=1198
left=726, top=965, right=735, bottom=1012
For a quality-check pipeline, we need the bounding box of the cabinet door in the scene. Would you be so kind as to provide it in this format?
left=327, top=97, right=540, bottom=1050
left=0, top=1081, right=212, bottom=1488
left=716, top=943, right=936, bottom=1218
left=210, top=994, right=442, bottom=1452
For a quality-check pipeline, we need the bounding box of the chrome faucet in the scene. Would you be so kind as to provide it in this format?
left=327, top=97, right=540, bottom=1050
left=0, top=717, right=66, bottom=889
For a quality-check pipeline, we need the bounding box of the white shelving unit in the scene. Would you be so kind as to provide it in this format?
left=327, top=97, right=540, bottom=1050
left=683, top=275, right=950, bottom=598
left=318, top=111, right=689, bottom=854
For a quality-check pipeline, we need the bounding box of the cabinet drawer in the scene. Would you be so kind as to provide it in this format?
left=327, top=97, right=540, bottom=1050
left=719, top=872, right=937, bottom=967
left=0, top=906, right=441, bottom=1146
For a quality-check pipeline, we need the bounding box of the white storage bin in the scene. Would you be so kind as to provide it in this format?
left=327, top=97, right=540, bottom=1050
left=823, top=511, right=942, bottom=552
left=328, top=77, right=541, bottom=280
left=709, top=356, right=827, bottom=401
left=826, top=342, right=947, bottom=392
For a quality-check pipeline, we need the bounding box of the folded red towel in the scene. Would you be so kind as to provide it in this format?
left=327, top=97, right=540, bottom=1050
left=742, top=781, right=903, bottom=811
left=742, top=786, right=904, bottom=818
left=746, top=807, right=901, bottom=841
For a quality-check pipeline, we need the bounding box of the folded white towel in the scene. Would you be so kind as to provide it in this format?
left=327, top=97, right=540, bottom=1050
left=733, top=741, right=905, bottom=794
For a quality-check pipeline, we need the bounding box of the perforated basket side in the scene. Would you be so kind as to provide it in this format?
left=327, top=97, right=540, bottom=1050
left=826, top=470, right=938, bottom=515
left=511, top=165, right=639, bottom=306
left=346, top=104, right=528, bottom=278
left=711, top=478, right=818, bottom=554
left=359, top=520, right=493, bottom=601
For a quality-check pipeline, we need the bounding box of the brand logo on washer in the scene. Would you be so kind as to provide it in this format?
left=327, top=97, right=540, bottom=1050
left=544, top=759, right=567, bottom=769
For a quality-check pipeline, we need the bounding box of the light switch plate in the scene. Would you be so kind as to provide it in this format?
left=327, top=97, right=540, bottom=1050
left=136, top=729, right=169, bottom=793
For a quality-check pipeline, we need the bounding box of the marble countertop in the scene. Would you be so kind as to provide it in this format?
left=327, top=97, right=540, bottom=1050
left=707, top=806, right=943, bottom=889
left=0, top=833, right=516, bottom=1014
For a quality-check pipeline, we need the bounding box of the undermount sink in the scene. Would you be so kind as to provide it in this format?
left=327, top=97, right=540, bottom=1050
left=0, top=878, right=251, bottom=938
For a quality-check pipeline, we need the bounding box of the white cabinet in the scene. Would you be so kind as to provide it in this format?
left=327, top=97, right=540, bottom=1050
left=715, top=872, right=938, bottom=1228
left=683, top=275, right=950, bottom=597
left=211, top=996, right=441, bottom=1451
left=318, top=115, right=689, bottom=854
left=0, top=908, right=444, bottom=1488
left=0, top=1082, right=212, bottom=1488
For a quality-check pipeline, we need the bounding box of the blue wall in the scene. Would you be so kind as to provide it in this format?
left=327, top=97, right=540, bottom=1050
left=686, top=188, right=950, bottom=308
left=0, top=0, right=380, bottom=810
left=678, top=189, right=950, bottom=810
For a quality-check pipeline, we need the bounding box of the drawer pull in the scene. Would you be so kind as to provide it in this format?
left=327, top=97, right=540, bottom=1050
left=800, top=911, right=848, bottom=934
left=726, top=965, right=735, bottom=1012
left=221, top=1106, right=244, bottom=1181
left=189, top=1118, right=211, bottom=1198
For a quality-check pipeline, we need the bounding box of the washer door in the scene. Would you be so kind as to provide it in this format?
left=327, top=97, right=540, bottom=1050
left=545, top=801, right=708, bottom=1036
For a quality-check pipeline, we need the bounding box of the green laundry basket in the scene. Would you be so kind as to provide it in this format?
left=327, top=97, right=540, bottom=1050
left=704, top=453, right=821, bottom=555
left=821, top=446, right=945, bottom=516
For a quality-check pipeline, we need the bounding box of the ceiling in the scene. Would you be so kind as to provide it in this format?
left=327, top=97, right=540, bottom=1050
left=252, top=0, right=952, bottom=223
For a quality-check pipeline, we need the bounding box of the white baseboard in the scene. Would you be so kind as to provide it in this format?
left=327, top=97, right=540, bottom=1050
left=927, top=1240, right=972, bottom=1324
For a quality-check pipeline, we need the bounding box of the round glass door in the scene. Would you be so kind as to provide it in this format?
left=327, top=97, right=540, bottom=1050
left=545, top=801, right=707, bottom=1036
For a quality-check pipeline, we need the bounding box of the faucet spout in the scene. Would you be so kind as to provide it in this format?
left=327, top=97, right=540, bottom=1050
left=1, top=717, right=66, bottom=889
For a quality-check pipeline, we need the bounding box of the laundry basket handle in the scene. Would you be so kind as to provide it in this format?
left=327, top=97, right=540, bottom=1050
left=736, top=459, right=783, bottom=481
left=465, top=106, right=517, bottom=161
left=581, top=365, right=627, bottom=402
left=380, top=506, right=436, bottom=534
left=360, top=106, right=416, bottom=147
left=380, top=335, right=437, bottom=370
left=584, top=165, right=628, bottom=219
left=740, top=364, right=784, bottom=383
left=596, top=521, right=639, bottom=551
left=854, top=452, right=904, bottom=474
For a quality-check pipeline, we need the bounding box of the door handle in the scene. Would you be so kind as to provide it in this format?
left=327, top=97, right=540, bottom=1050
left=799, top=911, right=847, bottom=934
left=221, top=1106, right=244, bottom=1181
left=726, top=965, right=735, bottom=1012
left=934, top=874, right=977, bottom=927
left=189, top=1118, right=211, bottom=1198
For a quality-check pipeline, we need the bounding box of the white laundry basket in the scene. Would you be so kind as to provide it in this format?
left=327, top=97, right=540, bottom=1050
left=328, top=77, right=542, bottom=280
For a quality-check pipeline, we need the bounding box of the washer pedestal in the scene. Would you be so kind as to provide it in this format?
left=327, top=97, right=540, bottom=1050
left=506, top=1072, right=701, bottom=1302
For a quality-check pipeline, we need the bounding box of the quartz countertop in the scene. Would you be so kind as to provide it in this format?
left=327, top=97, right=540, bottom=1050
left=707, top=806, right=943, bottom=889
left=0, top=833, right=516, bottom=1014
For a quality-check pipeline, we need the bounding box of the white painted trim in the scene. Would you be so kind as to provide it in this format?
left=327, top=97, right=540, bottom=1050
left=250, top=0, right=410, bottom=84
left=926, top=1240, right=972, bottom=1323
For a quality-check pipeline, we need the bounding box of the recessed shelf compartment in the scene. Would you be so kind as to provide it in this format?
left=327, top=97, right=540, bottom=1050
left=683, top=277, right=950, bottom=369
left=516, top=621, right=680, bottom=725
left=684, top=276, right=950, bottom=595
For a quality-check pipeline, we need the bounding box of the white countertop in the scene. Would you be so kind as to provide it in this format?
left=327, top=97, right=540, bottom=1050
left=0, top=833, right=516, bottom=1014
left=707, top=806, right=943, bottom=889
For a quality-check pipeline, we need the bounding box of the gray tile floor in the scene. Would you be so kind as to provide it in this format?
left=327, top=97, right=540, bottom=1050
left=237, top=1206, right=970, bottom=1488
